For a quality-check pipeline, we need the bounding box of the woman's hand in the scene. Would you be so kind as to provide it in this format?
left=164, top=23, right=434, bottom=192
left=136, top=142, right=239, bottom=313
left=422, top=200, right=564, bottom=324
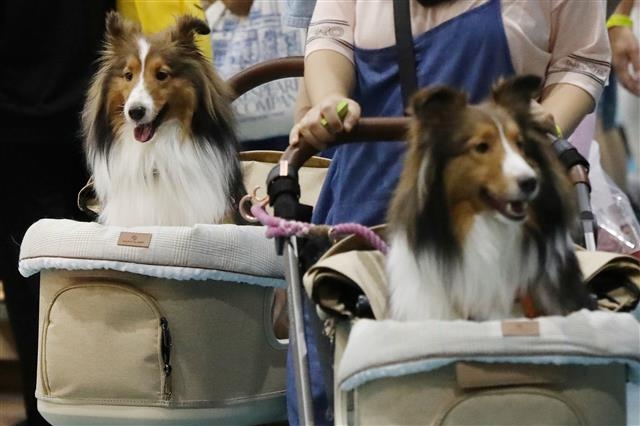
left=289, top=95, right=361, bottom=151
left=539, top=83, right=595, bottom=138
left=529, top=99, right=557, bottom=135
left=609, top=25, right=640, bottom=96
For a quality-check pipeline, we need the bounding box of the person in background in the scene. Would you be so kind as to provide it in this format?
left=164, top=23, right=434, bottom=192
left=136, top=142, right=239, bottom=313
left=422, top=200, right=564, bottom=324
left=281, top=0, right=316, bottom=29
left=600, top=0, right=639, bottom=137
left=287, top=1, right=611, bottom=424
left=0, top=2, right=114, bottom=425
left=205, top=0, right=307, bottom=151
left=608, top=0, right=640, bottom=96
left=591, top=0, right=640, bottom=252
left=596, top=0, right=639, bottom=194
left=279, top=0, right=319, bottom=138
left=607, top=0, right=640, bottom=209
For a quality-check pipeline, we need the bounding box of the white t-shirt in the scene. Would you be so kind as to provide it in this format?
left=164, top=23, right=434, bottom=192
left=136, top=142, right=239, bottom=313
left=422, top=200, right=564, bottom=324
left=306, top=0, right=611, bottom=105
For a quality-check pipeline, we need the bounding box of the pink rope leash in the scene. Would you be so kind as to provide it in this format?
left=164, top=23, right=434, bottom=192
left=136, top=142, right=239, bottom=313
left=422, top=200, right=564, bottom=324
left=250, top=203, right=389, bottom=254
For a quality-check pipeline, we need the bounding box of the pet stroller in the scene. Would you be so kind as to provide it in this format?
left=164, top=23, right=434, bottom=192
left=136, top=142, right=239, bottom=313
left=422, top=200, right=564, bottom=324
left=248, top=59, right=640, bottom=425
left=16, top=57, right=328, bottom=426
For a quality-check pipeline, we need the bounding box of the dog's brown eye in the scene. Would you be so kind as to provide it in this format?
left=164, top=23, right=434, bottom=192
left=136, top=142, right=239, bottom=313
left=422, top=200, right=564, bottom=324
left=156, top=70, right=169, bottom=81
left=124, top=71, right=133, bottom=81
left=516, top=140, right=525, bottom=150
left=475, top=142, right=490, bottom=154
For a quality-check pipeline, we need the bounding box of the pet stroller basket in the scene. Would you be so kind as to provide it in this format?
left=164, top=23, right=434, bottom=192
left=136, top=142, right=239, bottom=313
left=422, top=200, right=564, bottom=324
left=19, top=221, right=288, bottom=425
left=16, top=57, right=329, bottom=426
left=259, top=67, right=640, bottom=425
left=303, top=229, right=640, bottom=425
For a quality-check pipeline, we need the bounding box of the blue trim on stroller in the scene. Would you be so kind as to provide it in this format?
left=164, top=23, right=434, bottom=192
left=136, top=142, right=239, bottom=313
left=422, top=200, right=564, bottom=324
left=19, top=257, right=286, bottom=288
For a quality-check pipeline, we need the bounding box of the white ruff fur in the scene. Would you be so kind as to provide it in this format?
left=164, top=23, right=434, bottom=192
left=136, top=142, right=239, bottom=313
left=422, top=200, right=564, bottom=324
left=387, top=214, right=544, bottom=321
left=94, top=121, right=232, bottom=226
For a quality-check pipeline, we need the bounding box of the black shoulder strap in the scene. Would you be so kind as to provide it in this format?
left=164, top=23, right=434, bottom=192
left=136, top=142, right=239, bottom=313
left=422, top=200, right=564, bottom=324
left=393, top=0, right=419, bottom=109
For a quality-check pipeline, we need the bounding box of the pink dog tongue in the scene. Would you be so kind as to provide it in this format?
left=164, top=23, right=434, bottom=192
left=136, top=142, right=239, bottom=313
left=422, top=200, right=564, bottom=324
left=134, top=124, right=154, bottom=143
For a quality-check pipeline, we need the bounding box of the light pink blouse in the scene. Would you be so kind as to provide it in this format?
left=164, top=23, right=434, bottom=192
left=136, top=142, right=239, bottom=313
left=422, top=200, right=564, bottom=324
left=306, top=0, right=611, bottom=104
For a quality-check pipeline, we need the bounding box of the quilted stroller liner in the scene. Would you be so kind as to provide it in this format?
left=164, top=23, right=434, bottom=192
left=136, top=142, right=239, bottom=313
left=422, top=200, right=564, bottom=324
left=301, top=229, right=640, bottom=426
left=335, top=312, right=640, bottom=425
left=19, top=219, right=288, bottom=425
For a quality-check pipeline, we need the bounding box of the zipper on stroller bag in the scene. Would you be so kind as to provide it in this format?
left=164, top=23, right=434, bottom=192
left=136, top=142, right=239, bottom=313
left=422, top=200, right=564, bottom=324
left=160, top=317, right=173, bottom=400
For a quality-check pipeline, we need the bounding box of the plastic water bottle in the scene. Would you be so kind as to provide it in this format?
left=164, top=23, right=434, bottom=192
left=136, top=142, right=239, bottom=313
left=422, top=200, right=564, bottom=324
left=596, top=186, right=640, bottom=258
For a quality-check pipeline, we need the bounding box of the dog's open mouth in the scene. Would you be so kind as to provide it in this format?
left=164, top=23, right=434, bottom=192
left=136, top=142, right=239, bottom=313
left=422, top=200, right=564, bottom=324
left=480, top=188, right=528, bottom=221
left=133, top=107, right=167, bottom=143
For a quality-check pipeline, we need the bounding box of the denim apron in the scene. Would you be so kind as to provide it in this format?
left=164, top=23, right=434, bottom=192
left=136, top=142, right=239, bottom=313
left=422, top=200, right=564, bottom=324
left=312, top=0, right=516, bottom=227
left=290, top=1, right=516, bottom=424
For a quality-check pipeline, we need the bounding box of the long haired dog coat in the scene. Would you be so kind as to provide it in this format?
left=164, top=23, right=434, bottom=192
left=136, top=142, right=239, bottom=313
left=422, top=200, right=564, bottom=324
left=83, top=12, right=244, bottom=226
left=386, top=76, right=591, bottom=321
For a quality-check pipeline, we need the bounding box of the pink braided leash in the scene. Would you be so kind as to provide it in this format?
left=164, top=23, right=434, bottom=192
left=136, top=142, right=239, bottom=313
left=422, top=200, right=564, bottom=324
left=250, top=203, right=389, bottom=254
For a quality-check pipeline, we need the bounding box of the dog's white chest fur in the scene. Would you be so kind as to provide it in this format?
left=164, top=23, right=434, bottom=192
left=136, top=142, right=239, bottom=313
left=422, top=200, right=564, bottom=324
left=93, top=121, right=231, bottom=226
left=387, top=213, right=539, bottom=321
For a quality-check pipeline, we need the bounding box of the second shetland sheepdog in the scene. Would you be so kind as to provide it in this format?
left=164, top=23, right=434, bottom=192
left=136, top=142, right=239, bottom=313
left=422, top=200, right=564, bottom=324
left=82, top=12, right=244, bottom=226
left=386, top=75, right=592, bottom=321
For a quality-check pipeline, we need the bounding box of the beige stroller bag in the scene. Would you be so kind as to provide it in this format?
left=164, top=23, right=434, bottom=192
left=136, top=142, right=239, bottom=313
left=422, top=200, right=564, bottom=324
left=334, top=313, right=638, bottom=426
left=304, top=231, right=640, bottom=426
left=19, top=220, right=288, bottom=425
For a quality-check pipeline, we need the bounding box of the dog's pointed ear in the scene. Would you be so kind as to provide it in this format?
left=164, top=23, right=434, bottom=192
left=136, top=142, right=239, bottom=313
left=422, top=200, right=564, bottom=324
left=492, top=75, right=543, bottom=110
left=172, top=15, right=211, bottom=43
left=104, top=11, right=141, bottom=47
left=105, top=11, right=139, bottom=43
left=105, top=11, right=125, bottom=42
left=409, top=86, right=468, bottom=127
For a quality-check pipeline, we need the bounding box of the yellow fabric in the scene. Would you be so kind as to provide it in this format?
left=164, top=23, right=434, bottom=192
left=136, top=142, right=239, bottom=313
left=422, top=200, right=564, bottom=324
left=117, top=0, right=213, bottom=61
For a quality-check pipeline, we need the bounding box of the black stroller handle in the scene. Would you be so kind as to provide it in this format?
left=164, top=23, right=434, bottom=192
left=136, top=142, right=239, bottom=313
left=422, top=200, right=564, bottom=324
left=549, top=136, right=597, bottom=250
left=282, top=117, right=410, bottom=169
left=265, top=117, right=409, bottom=242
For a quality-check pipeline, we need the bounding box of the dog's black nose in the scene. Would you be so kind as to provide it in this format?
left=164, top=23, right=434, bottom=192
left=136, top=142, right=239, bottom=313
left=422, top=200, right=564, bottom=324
left=518, top=177, right=538, bottom=195
left=128, top=106, right=146, bottom=121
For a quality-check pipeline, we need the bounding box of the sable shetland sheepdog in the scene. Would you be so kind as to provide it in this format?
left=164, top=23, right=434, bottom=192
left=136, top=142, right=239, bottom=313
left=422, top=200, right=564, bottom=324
left=82, top=12, right=245, bottom=226
left=386, top=75, right=592, bottom=321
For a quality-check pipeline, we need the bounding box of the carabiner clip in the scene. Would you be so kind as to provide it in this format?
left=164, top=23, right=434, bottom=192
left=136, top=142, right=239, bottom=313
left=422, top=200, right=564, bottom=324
left=239, top=186, right=270, bottom=223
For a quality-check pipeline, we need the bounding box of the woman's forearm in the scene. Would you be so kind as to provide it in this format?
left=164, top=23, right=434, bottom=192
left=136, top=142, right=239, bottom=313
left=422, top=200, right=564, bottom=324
left=613, top=0, right=635, bottom=15
left=540, top=83, right=595, bottom=136
left=293, top=79, right=311, bottom=123
left=304, top=50, right=356, bottom=105
left=289, top=49, right=360, bottom=149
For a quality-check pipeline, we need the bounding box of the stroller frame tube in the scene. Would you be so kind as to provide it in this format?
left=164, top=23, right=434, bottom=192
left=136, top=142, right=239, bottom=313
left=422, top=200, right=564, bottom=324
left=283, top=237, right=316, bottom=426
left=576, top=183, right=597, bottom=250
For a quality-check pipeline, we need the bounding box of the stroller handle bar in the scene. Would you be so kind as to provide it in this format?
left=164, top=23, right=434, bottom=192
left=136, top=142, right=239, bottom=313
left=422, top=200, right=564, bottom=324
left=228, top=56, right=410, bottom=168
left=281, top=117, right=410, bottom=168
